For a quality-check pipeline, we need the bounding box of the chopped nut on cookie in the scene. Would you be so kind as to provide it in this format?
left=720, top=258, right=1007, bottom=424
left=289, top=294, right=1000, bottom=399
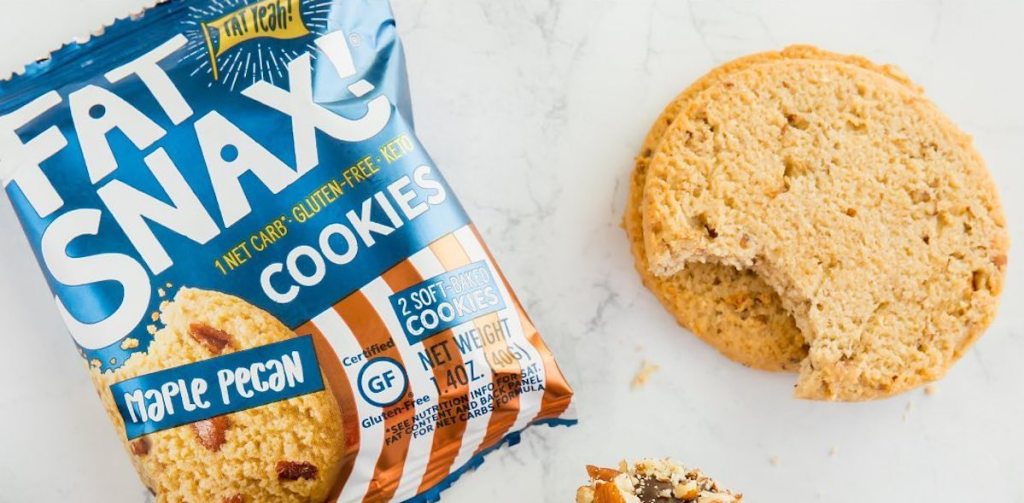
left=129, top=437, right=150, bottom=456
left=577, top=459, right=741, bottom=503
left=188, top=323, right=234, bottom=354
left=191, top=416, right=231, bottom=452
left=276, top=460, right=319, bottom=481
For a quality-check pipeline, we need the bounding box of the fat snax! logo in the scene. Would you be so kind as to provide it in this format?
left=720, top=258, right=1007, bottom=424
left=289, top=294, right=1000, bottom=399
left=183, top=0, right=333, bottom=89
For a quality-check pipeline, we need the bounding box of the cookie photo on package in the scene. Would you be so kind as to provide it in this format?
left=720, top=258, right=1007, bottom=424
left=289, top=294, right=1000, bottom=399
left=0, top=1, right=576, bottom=501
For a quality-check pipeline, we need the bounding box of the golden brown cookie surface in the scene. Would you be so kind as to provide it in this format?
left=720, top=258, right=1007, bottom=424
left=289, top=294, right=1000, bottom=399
left=626, top=46, right=917, bottom=372
left=93, top=288, right=346, bottom=502
left=641, top=54, right=1008, bottom=400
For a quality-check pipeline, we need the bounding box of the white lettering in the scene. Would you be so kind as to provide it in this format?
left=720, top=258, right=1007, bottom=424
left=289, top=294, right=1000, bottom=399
left=69, top=85, right=165, bottom=183
left=42, top=209, right=152, bottom=350
left=286, top=245, right=326, bottom=287
left=319, top=223, right=358, bottom=265
left=241, top=34, right=392, bottom=173
left=388, top=176, right=427, bottom=220
left=0, top=92, right=68, bottom=218
left=260, top=263, right=298, bottom=304
left=346, top=197, right=393, bottom=246
left=97, top=149, right=219, bottom=274
left=195, top=111, right=298, bottom=227
left=105, top=34, right=193, bottom=125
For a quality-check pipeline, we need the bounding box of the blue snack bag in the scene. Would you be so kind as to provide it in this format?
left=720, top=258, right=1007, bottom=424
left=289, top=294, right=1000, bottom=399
left=0, top=1, right=575, bottom=501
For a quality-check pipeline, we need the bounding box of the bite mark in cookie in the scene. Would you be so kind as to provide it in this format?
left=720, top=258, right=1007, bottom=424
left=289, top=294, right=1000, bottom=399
left=625, top=46, right=922, bottom=373
left=640, top=52, right=1008, bottom=400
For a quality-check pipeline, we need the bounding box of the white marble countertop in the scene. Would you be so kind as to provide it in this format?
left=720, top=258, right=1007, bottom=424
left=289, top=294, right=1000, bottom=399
left=1, top=1, right=1022, bottom=501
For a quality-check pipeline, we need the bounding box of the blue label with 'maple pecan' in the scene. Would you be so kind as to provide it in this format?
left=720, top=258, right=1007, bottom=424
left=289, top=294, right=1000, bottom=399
left=111, top=335, right=324, bottom=439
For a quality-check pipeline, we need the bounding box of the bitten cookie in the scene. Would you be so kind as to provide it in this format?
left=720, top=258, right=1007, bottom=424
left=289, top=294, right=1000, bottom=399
left=626, top=46, right=918, bottom=371
left=92, top=288, right=346, bottom=502
left=641, top=52, right=1008, bottom=400
left=576, top=459, right=741, bottom=503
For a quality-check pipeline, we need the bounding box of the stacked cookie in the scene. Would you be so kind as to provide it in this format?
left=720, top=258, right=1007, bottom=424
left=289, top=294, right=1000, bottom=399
left=628, top=46, right=1008, bottom=401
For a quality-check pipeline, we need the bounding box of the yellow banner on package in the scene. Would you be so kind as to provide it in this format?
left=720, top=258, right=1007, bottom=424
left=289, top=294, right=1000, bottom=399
left=201, top=0, right=309, bottom=80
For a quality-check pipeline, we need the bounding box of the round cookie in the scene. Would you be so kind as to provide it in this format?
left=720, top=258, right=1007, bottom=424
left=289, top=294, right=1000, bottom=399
left=641, top=56, right=1008, bottom=400
left=93, top=288, right=346, bottom=502
left=626, top=46, right=917, bottom=371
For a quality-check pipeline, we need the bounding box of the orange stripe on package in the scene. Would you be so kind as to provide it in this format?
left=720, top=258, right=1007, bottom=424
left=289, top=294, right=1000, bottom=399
left=0, top=1, right=576, bottom=501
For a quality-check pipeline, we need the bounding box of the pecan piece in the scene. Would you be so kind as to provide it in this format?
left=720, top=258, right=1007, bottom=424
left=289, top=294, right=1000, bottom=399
left=593, top=482, right=627, bottom=503
left=276, top=461, right=319, bottom=481
left=191, top=416, right=231, bottom=452
left=674, top=480, right=701, bottom=500
left=586, top=465, right=621, bottom=482
left=129, top=437, right=150, bottom=456
left=188, top=323, right=233, bottom=355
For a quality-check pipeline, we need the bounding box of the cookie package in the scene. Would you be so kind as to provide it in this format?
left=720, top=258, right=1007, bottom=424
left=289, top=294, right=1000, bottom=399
left=0, top=1, right=575, bottom=501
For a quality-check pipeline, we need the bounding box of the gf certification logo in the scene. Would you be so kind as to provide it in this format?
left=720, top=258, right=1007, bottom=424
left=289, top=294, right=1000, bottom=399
left=357, top=357, right=409, bottom=407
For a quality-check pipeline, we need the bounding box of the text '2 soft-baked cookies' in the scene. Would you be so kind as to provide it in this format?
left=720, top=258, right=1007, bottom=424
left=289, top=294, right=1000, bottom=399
left=635, top=46, right=1008, bottom=400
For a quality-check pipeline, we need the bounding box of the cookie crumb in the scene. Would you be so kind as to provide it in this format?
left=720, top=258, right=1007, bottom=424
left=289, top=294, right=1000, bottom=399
left=151, top=311, right=160, bottom=322
left=769, top=456, right=780, bottom=467
left=90, top=359, right=102, bottom=369
left=165, top=282, right=173, bottom=289
left=631, top=361, right=660, bottom=389
left=109, top=357, right=117, bottom=365
left=147, top=325, right=158, bottom=335
left=828, top=447, right=838, bottom=457
left=158, top=288, right=166, bottom=298
left=924, top=384, right=938, bottom=396
left=121, top=338, right=140, bottom=350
